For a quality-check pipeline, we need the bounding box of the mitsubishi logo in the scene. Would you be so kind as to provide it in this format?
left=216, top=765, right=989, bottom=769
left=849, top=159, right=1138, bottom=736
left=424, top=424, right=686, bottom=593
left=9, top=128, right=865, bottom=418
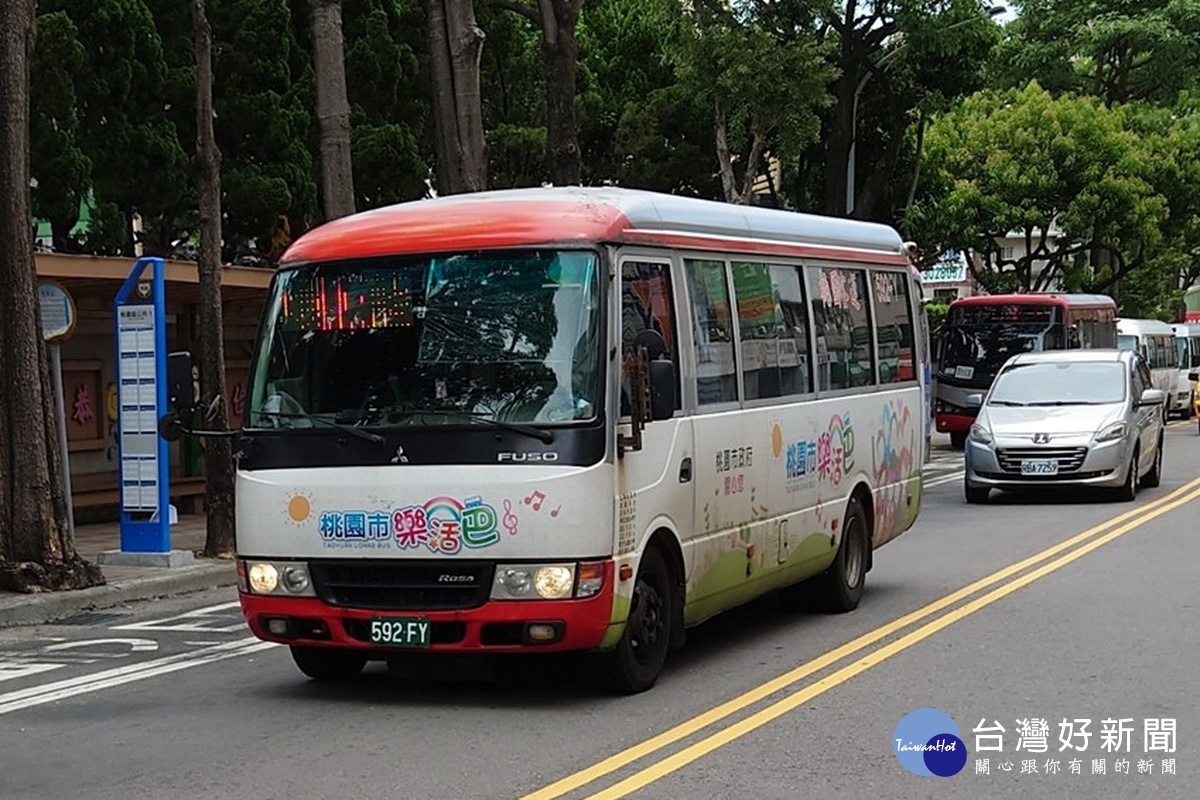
left=1032, top=433, right=1051, bottom=444
left=391, top=445, right=409, bottom=464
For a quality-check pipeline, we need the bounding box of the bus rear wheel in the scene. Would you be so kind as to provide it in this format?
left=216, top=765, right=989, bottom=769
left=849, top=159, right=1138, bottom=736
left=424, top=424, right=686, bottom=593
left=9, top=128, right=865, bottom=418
left=601, top=547, right=672, bottom=694
left=290, top=646, right=368, bottom=681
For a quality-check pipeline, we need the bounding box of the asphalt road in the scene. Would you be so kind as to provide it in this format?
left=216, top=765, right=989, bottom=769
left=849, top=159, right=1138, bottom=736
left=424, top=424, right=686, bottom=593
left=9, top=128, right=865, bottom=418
left=1, top=426, right=1197, bottom=799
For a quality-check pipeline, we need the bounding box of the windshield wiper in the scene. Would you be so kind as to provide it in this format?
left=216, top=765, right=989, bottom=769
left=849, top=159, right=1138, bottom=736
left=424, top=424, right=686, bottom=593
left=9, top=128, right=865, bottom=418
left=250, top=410, right=385, bottom=444
left=1025, top=401, right=1095, bottom=407
left=384, top=408, right=554, bottom=444
left=988, top=400, right=1027, bottom=406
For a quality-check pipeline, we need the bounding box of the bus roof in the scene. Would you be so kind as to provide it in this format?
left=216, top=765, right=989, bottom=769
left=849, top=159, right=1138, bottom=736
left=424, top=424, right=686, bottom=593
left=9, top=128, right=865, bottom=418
left=280, top=187, right=908, bottom=266
left=1117, top=317, right=1175, bottom=334
left=950, top=293, right=1115, bottom=309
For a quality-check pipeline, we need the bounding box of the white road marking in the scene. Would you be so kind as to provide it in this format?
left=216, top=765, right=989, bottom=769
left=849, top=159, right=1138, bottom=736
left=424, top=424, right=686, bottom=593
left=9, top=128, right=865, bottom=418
left=0, top=662, right=66, bottom=683
left=43, top=638, right=159, bottom=654
left=0, top=637, right=275, bottom=715
left=112, top=601, right=244, bottom=633
left=925, top=471, right=966, bottom=488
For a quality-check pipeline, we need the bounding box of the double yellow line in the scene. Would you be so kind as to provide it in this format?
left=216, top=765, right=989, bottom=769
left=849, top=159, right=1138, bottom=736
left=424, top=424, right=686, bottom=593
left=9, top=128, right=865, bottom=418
left=524, top=474, right=1200, bottom=800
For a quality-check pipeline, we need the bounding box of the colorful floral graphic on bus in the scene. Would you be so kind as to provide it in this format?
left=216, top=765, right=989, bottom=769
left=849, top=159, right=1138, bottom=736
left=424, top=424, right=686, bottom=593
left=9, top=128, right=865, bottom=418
left=872, top=400, right=918, bottom=541
left=310, top=495, right=504, bottom=553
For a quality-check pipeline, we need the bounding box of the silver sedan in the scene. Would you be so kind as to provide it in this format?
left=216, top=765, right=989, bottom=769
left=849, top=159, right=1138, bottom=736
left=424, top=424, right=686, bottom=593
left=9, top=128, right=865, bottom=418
left=963, top=349, right=1165, bottom=503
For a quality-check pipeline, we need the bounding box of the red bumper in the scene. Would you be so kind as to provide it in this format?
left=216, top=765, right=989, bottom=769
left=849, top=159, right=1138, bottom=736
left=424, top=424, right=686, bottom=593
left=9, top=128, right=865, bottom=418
left=239, top=564, right=617, bottom=654
left=935, top=413, right=976, bottom=433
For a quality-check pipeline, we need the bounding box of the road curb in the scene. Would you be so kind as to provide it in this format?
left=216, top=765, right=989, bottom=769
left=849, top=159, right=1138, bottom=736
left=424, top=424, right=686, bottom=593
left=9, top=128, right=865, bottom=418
left=0, top=561, right=238, bottom=628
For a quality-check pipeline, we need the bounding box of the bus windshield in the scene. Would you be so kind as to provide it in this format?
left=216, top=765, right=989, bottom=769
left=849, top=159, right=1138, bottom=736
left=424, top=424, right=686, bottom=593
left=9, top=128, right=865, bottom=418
left=248, top=250, right=603, bottom=429
left=939, top=322, right=1062, bottom=387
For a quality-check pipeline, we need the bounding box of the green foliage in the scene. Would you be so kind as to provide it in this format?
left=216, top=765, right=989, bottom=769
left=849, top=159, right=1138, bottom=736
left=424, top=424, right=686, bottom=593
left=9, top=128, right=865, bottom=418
left=29, top=11, right=91, bottom=249
left=992, top=0, right=1200, bottom=104
left=906, top=82, right=1167, bottom=293
left=923, top=298, right=950, bottom=329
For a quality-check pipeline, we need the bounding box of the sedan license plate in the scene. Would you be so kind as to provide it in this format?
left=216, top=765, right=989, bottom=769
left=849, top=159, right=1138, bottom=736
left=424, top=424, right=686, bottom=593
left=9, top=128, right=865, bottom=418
left=1021, top=459, right=1059, bottom=476
left=368, top=617, right=430, bottom=648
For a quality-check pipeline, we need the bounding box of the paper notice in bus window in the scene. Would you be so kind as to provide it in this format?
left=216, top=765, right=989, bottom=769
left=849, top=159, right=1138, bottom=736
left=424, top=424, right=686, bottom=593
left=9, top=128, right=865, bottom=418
left=954, top=365, right=975, bottom=380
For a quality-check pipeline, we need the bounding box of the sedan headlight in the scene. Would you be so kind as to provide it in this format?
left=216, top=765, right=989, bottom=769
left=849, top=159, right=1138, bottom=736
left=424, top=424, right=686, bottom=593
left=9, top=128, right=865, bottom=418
left=968, top=423, right=993, bottom=444
left=1095, top=421, right=1128, bottom=443
left=237, top=559, right=316, bottom=597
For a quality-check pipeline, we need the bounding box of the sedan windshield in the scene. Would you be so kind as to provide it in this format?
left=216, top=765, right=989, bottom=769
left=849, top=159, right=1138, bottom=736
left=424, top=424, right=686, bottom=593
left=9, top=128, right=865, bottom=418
left=248, top=250, right=602, bottom=429
left=989, top=361, right=1127, bottom=406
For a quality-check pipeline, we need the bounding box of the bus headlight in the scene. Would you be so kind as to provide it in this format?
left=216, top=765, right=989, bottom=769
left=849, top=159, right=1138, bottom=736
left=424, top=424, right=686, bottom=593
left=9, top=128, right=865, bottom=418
left=533, top=566, right=574, bottom=599
left=248, top=563, right=278, bottom=594
left=492, top=563, right=586, bottom=600
left=239, top=559, right=315, bottom=597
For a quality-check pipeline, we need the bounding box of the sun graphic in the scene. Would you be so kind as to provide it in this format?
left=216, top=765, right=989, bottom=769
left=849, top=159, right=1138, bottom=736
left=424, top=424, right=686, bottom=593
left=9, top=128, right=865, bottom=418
left=284, top=492, right=314, bottom=525
left=771, top=423, right=783, bottom=459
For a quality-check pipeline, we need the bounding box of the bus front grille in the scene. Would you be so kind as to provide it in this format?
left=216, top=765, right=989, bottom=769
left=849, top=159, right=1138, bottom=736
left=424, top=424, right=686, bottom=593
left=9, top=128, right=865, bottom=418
left=309, top=560, right=494, bottom=611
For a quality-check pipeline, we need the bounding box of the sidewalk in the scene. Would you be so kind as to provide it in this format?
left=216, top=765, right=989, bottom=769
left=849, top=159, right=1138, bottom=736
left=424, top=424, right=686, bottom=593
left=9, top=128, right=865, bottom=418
left=0, top=515, right=237, bottom=628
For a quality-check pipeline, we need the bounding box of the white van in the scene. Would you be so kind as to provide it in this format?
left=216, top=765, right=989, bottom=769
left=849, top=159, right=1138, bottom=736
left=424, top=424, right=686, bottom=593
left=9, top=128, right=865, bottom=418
left=1117, top=318, right=1180, bottom=416
left=1171, top=323, right=1200, bottom=418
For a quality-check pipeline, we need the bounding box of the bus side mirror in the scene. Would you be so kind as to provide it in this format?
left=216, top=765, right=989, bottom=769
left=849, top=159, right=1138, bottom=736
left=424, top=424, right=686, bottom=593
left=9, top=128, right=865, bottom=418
left=166, top=351, right=196, bottom=412
left=649, top=360, right=676, bottom=421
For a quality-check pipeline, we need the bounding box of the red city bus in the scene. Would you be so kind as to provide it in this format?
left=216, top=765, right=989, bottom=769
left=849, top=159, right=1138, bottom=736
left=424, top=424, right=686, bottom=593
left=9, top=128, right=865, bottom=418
left=934, top=293, right=1117, bottom=448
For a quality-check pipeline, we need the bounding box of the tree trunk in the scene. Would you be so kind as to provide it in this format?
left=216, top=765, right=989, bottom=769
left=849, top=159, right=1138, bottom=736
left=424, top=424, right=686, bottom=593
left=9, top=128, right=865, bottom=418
left=714, top=101, right=738, bottom=203
left=310, top=0, right=356, bottom=220
left=426, top=0, right=487, bottom=195
left=540, top=0, right=582, bottom=186
left=824, top=71, right=855, bottom=216
left=0, top=0, right=103, bottom=592
left=192, top=0, right=235, bottom=558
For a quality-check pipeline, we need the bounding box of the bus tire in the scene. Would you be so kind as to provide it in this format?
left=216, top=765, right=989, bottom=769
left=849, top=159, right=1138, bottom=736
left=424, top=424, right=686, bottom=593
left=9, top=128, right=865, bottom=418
left=810, top=496, right=869, bottom=614
left=601, top=546, right=672, bottom=694
left=290, top=646, right=367, bottom=681
left=949, top=431, right=967, bottom=450
left=1142, top=436, right=1163, bottom=488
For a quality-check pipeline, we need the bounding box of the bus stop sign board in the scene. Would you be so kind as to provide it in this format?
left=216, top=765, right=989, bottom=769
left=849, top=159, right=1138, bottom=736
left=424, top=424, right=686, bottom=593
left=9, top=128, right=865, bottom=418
left=113, top=257, right=171, bottom=553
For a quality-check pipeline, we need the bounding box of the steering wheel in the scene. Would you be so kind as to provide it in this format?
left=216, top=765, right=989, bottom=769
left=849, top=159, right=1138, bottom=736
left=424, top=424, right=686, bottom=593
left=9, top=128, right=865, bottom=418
left=260, top=390, right=310, bottom=427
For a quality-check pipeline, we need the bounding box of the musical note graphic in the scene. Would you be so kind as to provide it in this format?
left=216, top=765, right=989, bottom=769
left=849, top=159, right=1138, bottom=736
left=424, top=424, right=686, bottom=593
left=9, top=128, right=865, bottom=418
left=550, top=505, right=561, bottom=518
left=523, top=490, right=546, bottom=511
left=502, top=499, right=519, bottom=536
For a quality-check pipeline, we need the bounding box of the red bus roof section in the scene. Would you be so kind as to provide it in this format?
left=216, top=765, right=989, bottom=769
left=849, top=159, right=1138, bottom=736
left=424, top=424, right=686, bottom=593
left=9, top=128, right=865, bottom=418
left=950, top=293, right=1116, bottom=309
left=281, top=187, right=908, bottom=266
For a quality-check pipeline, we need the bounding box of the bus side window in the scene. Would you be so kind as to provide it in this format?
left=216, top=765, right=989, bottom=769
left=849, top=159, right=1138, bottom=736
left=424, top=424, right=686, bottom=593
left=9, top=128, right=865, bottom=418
left=811, top=267, right=875, bottom=390
left=685, top=259, right=738, bottom=404
left=621, top=261, right=679, bottom=414
left=871, top=270, right=914, bottom=383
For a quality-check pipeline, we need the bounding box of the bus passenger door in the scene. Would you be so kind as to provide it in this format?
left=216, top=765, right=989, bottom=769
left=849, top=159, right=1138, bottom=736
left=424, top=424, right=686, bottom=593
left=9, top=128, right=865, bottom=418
left=616, top=258, right=694, bottom=573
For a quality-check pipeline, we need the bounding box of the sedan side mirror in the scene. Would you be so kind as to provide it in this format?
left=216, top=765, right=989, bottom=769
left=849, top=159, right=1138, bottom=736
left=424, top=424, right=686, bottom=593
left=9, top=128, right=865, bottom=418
left=965, top=393, right=984, bottom=409
left=1139, top=388, right=1166, bottom=407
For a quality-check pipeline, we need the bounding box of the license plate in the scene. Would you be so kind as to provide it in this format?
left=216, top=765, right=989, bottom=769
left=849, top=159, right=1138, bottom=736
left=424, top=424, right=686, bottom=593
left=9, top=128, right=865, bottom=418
left=1021, top=459, right=1059, bottom=476
left=368, top=617, right=431, bottom=648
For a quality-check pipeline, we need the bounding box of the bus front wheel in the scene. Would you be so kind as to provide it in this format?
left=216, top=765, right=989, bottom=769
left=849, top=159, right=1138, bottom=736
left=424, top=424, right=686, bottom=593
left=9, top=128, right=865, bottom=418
left=602, top=547, right=673, bottom=694
left=290, top=646, right=367, bottom=681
